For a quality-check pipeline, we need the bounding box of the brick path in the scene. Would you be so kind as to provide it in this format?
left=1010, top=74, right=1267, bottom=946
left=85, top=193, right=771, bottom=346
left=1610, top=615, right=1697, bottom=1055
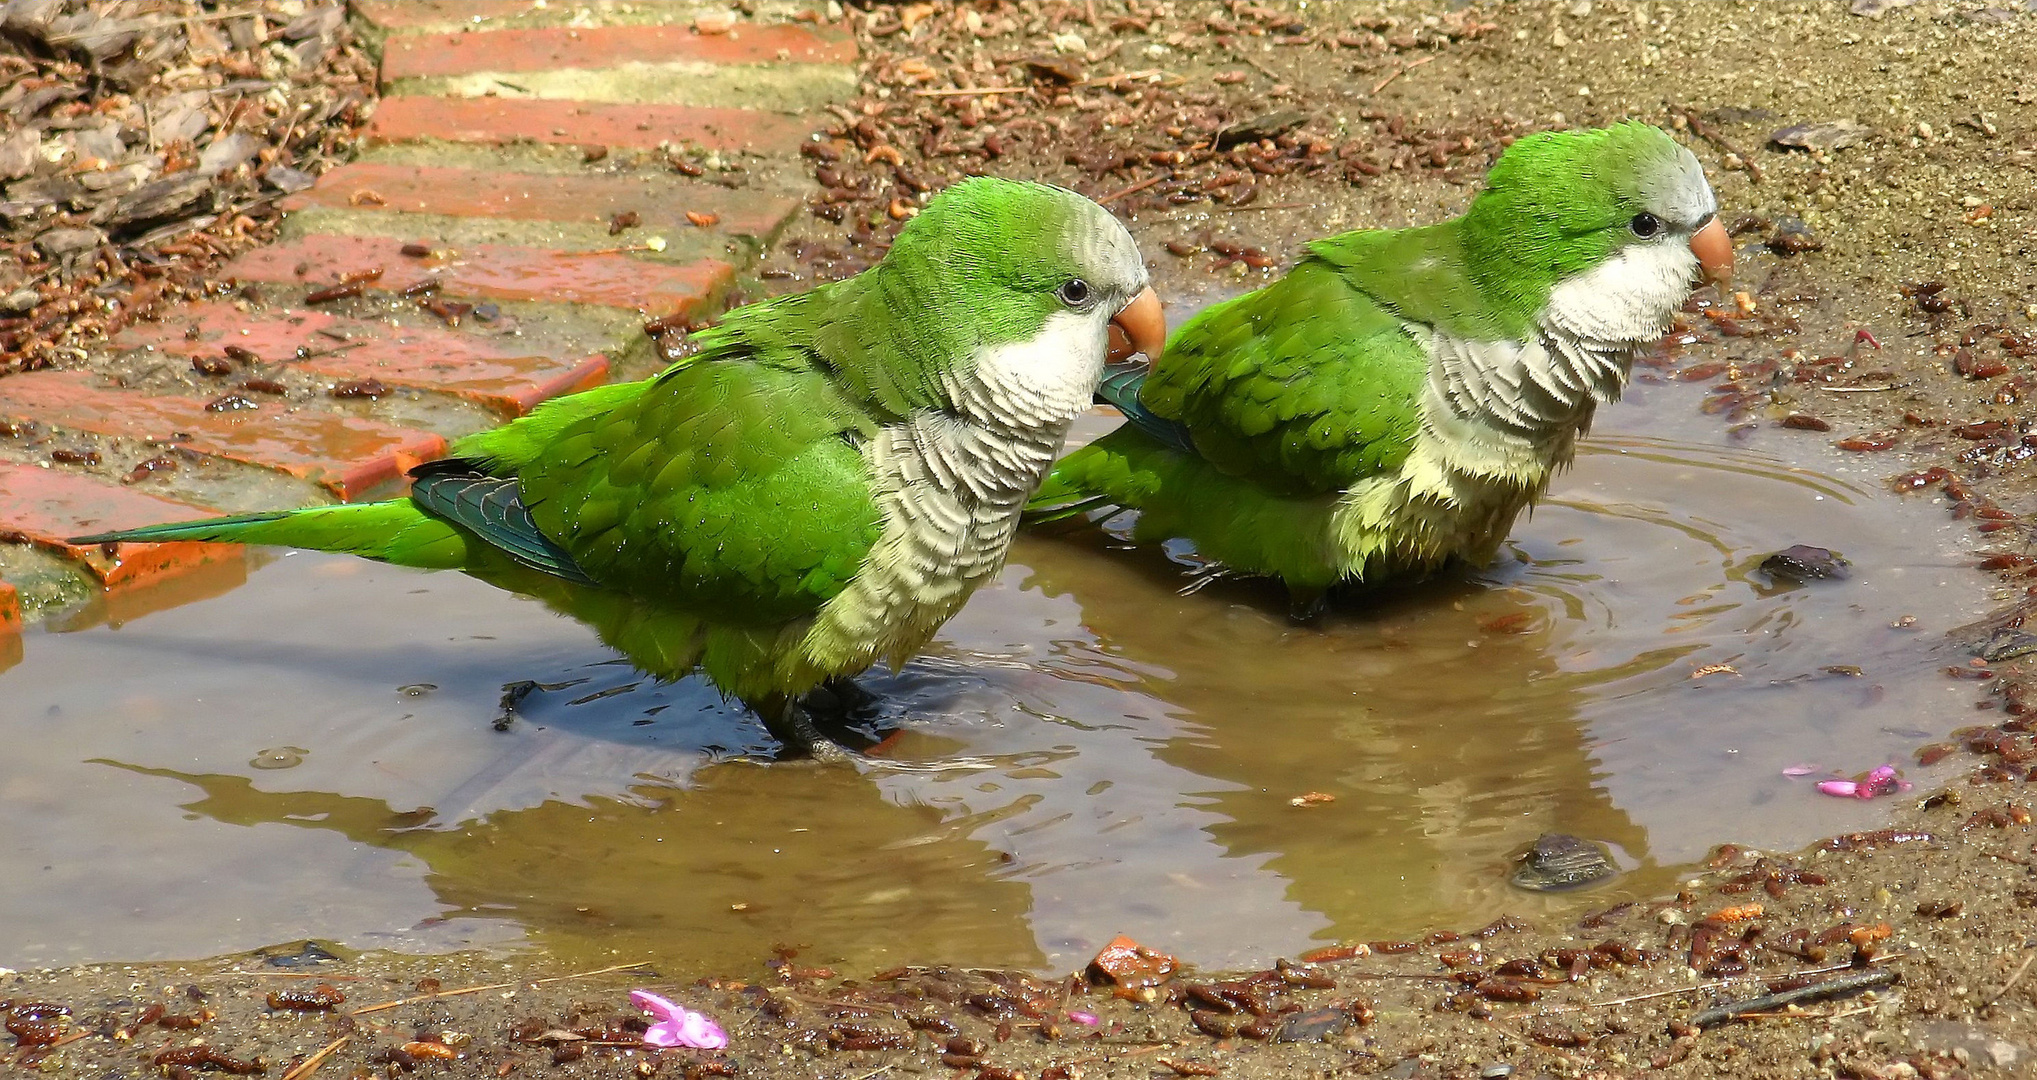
left=0, top=1, right=849, bottom=635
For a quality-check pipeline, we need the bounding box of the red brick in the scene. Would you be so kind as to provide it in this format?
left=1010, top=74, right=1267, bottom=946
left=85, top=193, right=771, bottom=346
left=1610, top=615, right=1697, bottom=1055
left=383, top=23, right=854, bottom=80
left=0, top=579, right=18, bottom=634
left=366, top=96, right=812, bottom=156
left=353, top=0, right=536, bottom=32
left=0, top=464, right=241, bottom=590
left=0, top=372, right=447, bottom=500
left=116, top=302, right=610, bottom=416
left=226, top=234, right=733, bottom=318
left=285, top=162, right=800, bottom=242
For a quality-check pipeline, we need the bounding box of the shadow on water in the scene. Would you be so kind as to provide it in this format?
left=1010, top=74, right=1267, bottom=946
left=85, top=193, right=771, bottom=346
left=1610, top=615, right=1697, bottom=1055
left=0, top=378, right=1986, bottom=976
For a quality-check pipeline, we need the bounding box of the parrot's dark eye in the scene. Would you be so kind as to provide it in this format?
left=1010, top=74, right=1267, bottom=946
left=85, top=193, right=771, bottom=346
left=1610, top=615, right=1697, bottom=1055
left=1630, top=212, right=1661, bottom=238
left=1057, top=278, right=1092, bottom=307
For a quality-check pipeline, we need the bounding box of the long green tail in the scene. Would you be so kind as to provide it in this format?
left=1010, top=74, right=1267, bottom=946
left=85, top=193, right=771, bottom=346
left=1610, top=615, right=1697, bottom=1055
left=69, top=501, right=475, bottom=570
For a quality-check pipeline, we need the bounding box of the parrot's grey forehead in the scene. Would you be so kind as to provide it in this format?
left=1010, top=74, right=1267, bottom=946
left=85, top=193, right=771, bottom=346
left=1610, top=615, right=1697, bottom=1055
left=1636, top=143, right=1717, bottom=226
left=1063, top=197, right=1148, bottom=291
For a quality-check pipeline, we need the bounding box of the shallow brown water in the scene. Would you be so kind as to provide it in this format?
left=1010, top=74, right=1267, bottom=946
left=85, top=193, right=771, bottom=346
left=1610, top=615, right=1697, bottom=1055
left=0, top=379, right=1985, bottom=978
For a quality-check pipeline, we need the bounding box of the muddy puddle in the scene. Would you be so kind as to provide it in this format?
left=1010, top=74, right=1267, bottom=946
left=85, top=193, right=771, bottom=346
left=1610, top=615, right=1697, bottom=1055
left=0, top=373, right=1988, bottom=980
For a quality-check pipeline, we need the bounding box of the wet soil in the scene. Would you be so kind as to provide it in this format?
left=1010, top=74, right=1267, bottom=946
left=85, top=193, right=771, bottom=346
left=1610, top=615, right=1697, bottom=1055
left=6, top=3, right=2037, bottom=1079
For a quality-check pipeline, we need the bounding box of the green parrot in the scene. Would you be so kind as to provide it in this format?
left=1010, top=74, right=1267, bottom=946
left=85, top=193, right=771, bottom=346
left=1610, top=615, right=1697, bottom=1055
left=74, top=177, right=1168, bottom=760
left=1028, top=122, right=1731, bottom=609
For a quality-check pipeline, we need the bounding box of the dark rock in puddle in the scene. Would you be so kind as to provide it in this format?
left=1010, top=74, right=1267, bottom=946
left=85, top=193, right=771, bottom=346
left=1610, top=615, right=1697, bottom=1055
left=1770, top=118, right=1873, bottom=151
left=258, top=940, right=344, bottom=968
left=1761, top=545, right=1851, bottom=583
left=1510, top=834, right=1617, bottom=892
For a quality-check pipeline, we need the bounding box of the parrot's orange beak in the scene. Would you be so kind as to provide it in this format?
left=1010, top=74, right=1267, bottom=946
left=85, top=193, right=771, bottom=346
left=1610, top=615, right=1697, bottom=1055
left=1106, top=286, right=1167, bottom=366
left=1690, top=217, right=1733, bottom=291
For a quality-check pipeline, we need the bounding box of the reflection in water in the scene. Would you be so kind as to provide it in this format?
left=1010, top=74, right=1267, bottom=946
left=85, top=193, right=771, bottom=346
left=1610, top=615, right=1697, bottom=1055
left=0, top=384, right=1984, bottom=975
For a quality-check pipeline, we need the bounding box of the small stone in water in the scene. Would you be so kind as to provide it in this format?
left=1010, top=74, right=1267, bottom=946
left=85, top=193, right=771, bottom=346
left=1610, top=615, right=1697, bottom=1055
left=1274, top=1005, right=1351, bottom=1043
left=250, top=746, right=307, bottom=770
left=1761, top=545, right=1850, bottom=583
left=1087, top=934, right=1178, bottom=989
left=261, top=941, right=342, bottom=968
left=1510, top=834, right=1617, bottom=892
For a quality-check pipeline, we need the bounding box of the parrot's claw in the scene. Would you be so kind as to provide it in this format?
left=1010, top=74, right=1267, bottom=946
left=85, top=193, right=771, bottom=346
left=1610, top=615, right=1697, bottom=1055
left=763, top=697, right=864, bottom=765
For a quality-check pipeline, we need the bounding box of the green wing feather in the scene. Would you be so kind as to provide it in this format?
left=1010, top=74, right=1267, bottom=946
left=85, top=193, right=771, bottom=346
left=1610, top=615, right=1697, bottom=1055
left=507, top=346, right=884, bottom=623
left=1033, top=246, right=1436, bottom=586
left=1141, top=257, right=1430, bottom=496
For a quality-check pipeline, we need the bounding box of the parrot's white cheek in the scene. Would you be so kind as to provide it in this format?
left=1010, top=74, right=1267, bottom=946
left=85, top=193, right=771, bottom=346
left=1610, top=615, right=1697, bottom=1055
left=962, top=307, right=1110, bottom=428
left=1543, top=241, right=1701, bottom=345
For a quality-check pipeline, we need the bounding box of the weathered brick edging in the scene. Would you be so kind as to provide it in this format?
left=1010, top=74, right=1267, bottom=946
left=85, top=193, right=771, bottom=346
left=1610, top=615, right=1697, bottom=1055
left=0, top=1, right=850, bottom=620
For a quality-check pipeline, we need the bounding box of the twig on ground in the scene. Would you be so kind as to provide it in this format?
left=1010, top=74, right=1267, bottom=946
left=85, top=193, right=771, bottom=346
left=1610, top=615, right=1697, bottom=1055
left=1689, top=968, right=1899, bottom=1029
left=1980, top=950, right=2036, bottom=1012
left=279, top=1036, right=350, bottom=1080
left=1674, top=105, right=1765, bottom=183
left=1371, top=55, right=1435, bottom=94
left=1097, top=175, right=1170, bottom=205
left=1231, top=50, right=1284, bottom=83
left=1570, top=954, right=1909, bottom=1011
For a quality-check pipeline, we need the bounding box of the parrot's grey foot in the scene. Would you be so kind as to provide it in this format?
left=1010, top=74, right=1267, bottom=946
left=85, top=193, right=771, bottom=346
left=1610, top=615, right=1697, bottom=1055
left=494, top=679, right=539, bottom=731
left=761, top=696, right=863, bottom=765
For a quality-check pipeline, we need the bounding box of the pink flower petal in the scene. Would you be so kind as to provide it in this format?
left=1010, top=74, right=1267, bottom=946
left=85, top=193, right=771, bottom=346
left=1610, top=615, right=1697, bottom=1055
left=1781, top=763, right=1821, bottom=778
left=1816, top=780, right=1859, bottom=798
left=1847, top=764, right=1911, bottom=799
left=630, top=989, right=727, bottom=1050
left=630, top=990, right=679, bottom=1018
left=1066, top=1011, right=1099, bottom=1026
